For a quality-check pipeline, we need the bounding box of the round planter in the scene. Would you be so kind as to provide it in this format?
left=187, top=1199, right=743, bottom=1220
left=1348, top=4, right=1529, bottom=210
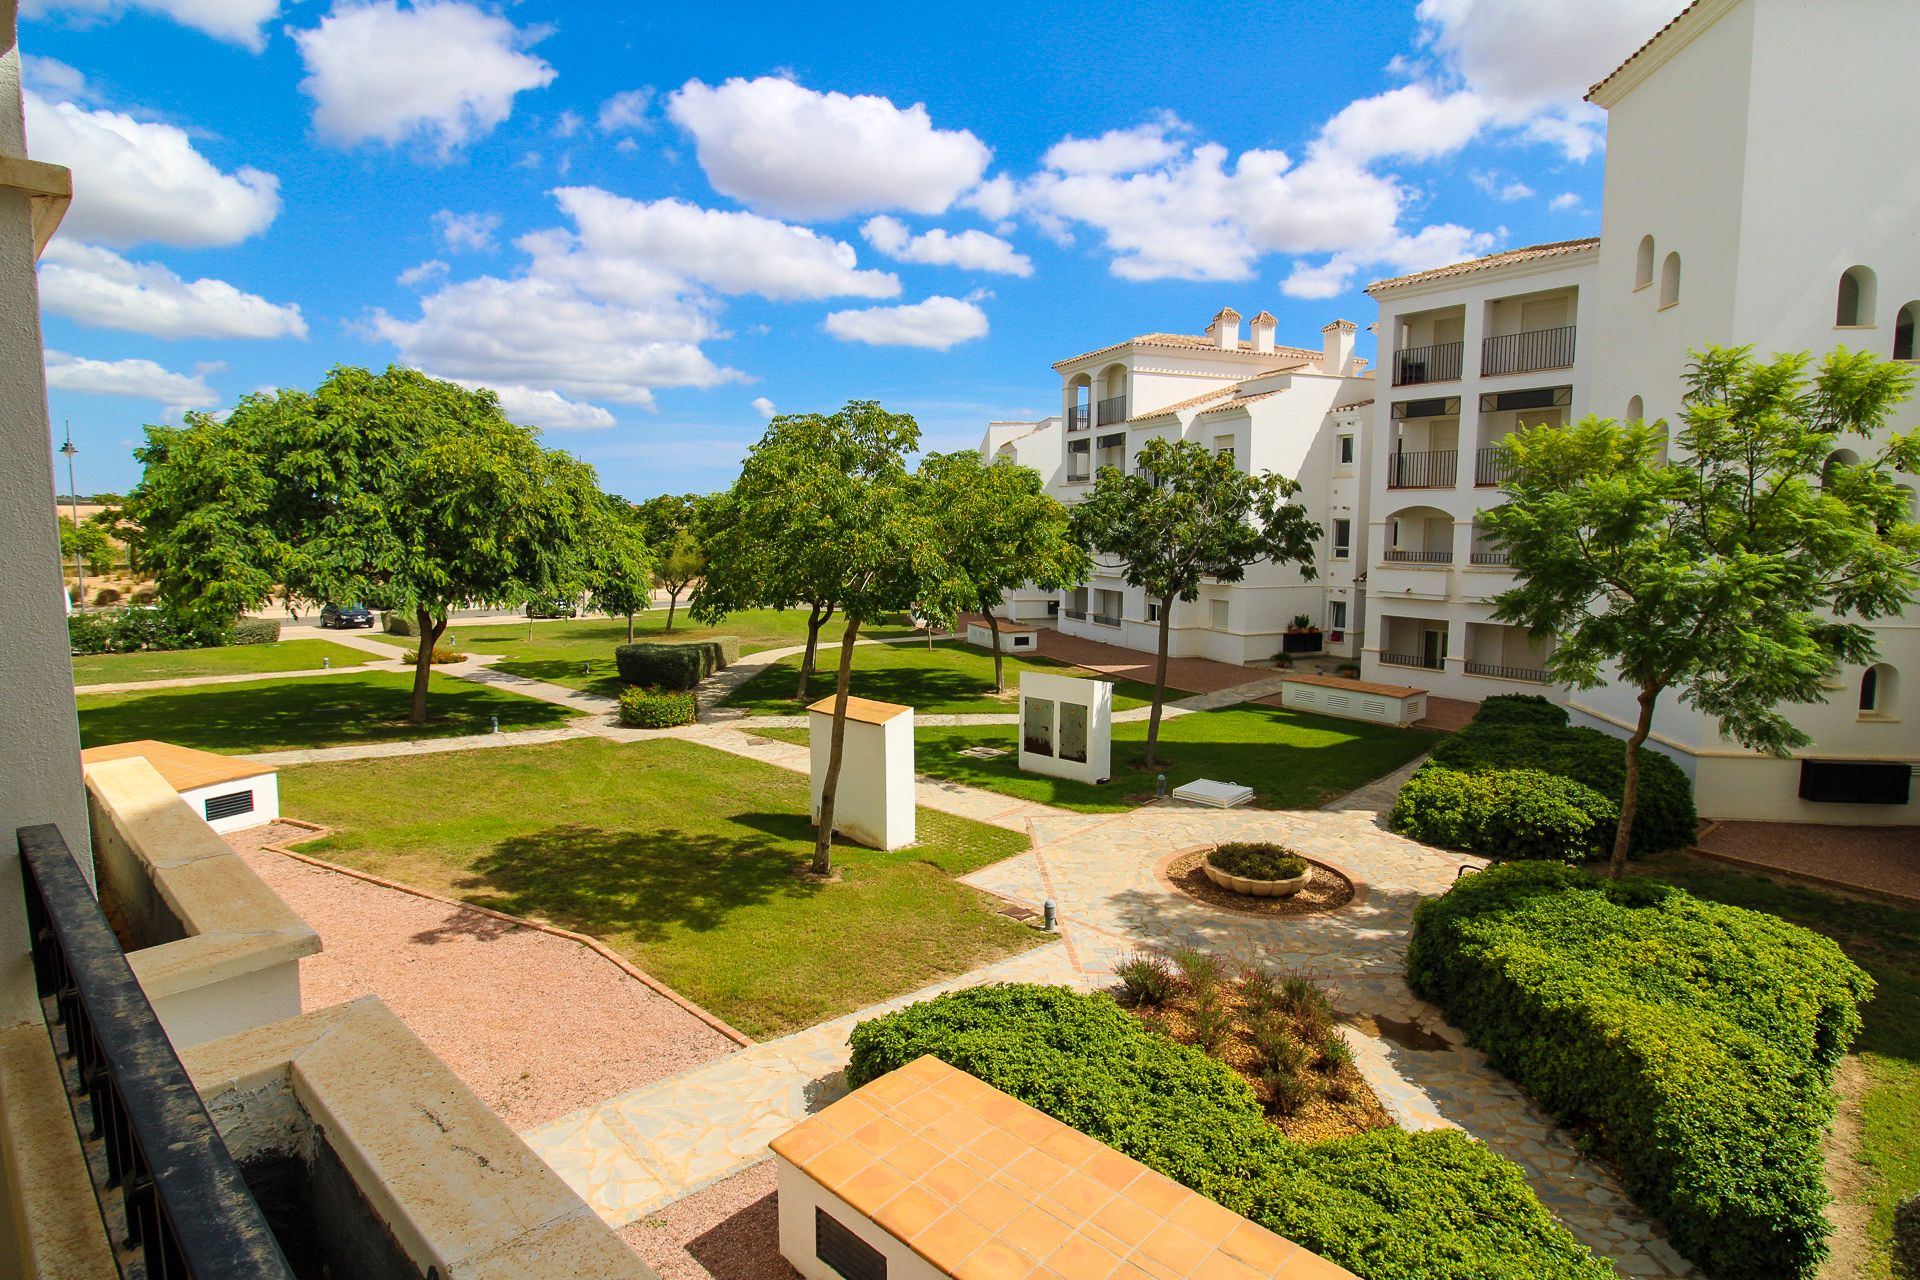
left=1202, top=856, right=1313, bottom=898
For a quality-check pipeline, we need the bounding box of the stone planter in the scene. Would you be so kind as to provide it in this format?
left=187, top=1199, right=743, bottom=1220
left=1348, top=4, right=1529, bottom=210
left=1202, top=853, right=1313, bottom=898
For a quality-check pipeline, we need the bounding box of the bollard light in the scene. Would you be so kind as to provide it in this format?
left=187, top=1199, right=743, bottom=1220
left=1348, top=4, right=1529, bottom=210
left=1043, top=899, right=1057, bottom=932
left=323, top=657, right=330, bottom=670
left=1156, top=773, right=1167, bottom=798
left=490, top=715, right=499, bottom=734
left=583, top=661, right=591, bottom=675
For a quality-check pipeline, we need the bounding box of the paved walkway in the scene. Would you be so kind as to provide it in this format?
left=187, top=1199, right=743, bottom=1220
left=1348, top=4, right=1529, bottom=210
left=73, top=657, right=406, bottom=695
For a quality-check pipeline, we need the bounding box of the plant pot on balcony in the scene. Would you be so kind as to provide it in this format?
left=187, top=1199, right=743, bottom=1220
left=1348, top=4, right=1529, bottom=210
left=1202, top=843, right=1313, bottom=898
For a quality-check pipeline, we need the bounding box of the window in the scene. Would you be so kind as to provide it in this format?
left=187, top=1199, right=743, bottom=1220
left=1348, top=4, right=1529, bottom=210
left=1860, top=663, right=1896, bottom=716
left=1146, top=601, right=1160, bottom=623
left=1337, top=434, right=1355, bottom=465
left=1626, top=395, right=1644, bottom=423
left=1836, top=266, right=1877, bottom=327
left=1213, top=434, right=1235, bottom=466
left=1093, top=589, right=1123, bottom=626
left=1800, top=759, right=1912, bottom=805
left=1332, top=518, right=1352, bottom=559
left=1328, top=600, right=1348, bottom=631
left=1896, top=303, right=1917, bottom=360
left=1634, top=235, right=1655, bottom=290
left=1658, top=252, right=1681, bottom=308
left=1066, top=438, right=1090, bottom=480
left=1210, top=598, right=1229, bottom=630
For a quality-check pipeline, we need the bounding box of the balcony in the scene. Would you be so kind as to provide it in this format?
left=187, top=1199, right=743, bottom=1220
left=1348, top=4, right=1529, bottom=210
left=1382, top=548, right=1454, bottom=565
left=1469, top=549, right=1511, bottom=566
left=1091, top=613, right=1122, bottom=627
left=1066, top=405, right=1089, bottom=432
left=1475, top=446, right=1515, bottom=486
left=1095, top=394, right=1128, bottom=426
left=1392, top=341, right=1463, bottom=386
left=1464, top=659, right=1547, bottom=682
left=1380, top=651, right=1445, bottom=671
left=1386, top=449, right=1458, bottom=489
left=1063, top=608, right=1087, bottom=620
left=1481, top=325, right=1576, bottom=377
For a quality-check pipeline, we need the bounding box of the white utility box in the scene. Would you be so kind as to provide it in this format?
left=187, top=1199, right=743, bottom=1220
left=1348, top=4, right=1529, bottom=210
left=964, top=622, right=1038, bottom=654
left=1279, top=673, right=1427, bottom=727
left=1017, top=672, right=1112, bottom=785
left=807, top=696, right=915, bottom=850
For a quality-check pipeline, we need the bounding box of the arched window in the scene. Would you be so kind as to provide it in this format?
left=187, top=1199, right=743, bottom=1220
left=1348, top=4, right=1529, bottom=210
left=1859, top=663, right=1896, bottom=715
left=1635, top=235, right=1655, bottom=290
left=1822, top=447, right=1861, bottom=487
left=1836, top=266, right=1877, bottom=327
left=1626, top=395, right=1644, bottom=422
left=1895, top=303, right=1917, bottom=360
left=1659, top=252, right=1681, bottom=308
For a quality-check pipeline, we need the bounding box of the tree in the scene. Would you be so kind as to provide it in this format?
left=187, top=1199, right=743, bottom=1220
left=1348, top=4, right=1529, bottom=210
left=1070, top=437, right=1320, bottom=767
left=58, top=515, right=114, bottom=575
left=636, top=494, right=706, bottom=632
left=587, top=500, right=655, bottom=643
left=1482, top=346, right=1920, bottom=876
left=128, top=366, right=613, bottom=724
left=917, top=451, right=1088, bottom=692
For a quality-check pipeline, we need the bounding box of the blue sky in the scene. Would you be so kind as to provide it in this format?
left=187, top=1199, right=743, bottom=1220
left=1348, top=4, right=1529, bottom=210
left=24, top=0, right=1678, bottom=501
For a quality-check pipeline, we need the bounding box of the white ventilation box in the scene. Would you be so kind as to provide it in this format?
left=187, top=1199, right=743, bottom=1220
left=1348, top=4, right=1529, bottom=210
left=1171, top=778, right=1255, bottom=809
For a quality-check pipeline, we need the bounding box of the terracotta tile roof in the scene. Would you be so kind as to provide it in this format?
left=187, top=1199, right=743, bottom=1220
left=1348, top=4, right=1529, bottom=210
left=1054, top=332, right=1323, bottom=371
left=1586, top=2, right=1702, bottom=102
left=1125, top=385, right=1245, bottom=422
left=1331, top=398, right=1375, bottom=412
left=1365, top=238, right=1600, bottom=295
left=81, top=739, right=273, bottom=790
left=806, top=695, right=911, bottom=724
left=771, top=1054, right=1355, bottom=1279
left=1197, top=386, right=1292, bottom=416
left=1282, top=672, right=1425, bottom=699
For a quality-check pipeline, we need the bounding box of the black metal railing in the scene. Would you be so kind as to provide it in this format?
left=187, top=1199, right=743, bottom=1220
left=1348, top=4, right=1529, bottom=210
left=1469, top=549, right=1510, bottom=566
left=1464, top=660, right=1546, bottom=682
left=1481, top=325, right=1576, bottom=376
left=1475, top=446, right=1515, bottom=486
left=1392, top=340, right=1463, bottom=386
left=1065, top=471, right=1089, bottom=483
left=1095, top=395, right=1128, bottom=426
left=1387, top=448, right=1458, bottom=488
left=1066, top=405, right=1089, bottom=432
left=1380, top=651, right=1445, bottom=671
left=1382, top=548, right=1454, bottom=564
left=1063, top=608, right=1087, bottom=620
left=1091, top=613, right=1122, bottom=627
left=18, top=824, right=295, bottom=1280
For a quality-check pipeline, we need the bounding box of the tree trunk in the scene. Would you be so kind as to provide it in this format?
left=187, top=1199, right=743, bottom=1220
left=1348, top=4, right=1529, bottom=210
left=626, top=609, right=635, bottom=644
left=408, top=607, right=447, bottom=726
left=665, top=588, right=680, bottom=632
left=985, top=606, right=1005, bottom=694
left=795, top=601, right=829, bottom=700
left=1143, top=594, right=1175, bottom=768
left=1610, top=684, right=1661, bottom=878
left=812, top=616, right=863, bottom=875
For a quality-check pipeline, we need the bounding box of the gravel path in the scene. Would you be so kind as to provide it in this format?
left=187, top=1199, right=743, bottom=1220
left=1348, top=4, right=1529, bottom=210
left=618, top=1161, right=796, bottom=1280
left=227, top=822, right=737, bottom=1130
left=1695, top=819, right=1920, bottom=903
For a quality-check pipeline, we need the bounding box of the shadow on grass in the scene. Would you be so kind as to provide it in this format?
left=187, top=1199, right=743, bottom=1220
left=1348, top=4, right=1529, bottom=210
left=489, top=657, right=625, bottom=697
left=729, top=662, right=1011, bottom=713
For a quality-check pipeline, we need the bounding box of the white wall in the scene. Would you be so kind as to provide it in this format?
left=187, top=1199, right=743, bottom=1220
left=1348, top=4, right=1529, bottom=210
left=808, top=710, right=914, bottom=849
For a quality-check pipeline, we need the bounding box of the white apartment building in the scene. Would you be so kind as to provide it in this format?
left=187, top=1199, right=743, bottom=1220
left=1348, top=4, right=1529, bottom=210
left=1361, top=0, right=1920, bottom=824
left=983, top=310, right=1374, bottom=664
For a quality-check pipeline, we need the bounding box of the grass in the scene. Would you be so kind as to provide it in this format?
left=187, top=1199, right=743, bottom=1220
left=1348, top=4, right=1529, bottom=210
left=76, top=670, right=576, bottom=754
left=1633, top=853, right=1920, bottom=1278
left=755, top=704, right=1440, bottom=813
left=719, top=637, right=1159, bottom=716
left=279, top=737, right=1042, bottom=1037
left=446, top=609, right=921, bottom=697
left=72, top=638, right=377, bottom=685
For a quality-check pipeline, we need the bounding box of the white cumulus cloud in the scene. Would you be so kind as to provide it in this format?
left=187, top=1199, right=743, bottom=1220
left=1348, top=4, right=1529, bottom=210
left=1041, top=115, right=1188, bottom=175
left=860, top=216, right=1031, bottom=277
left=1549, top=192, right=1581, bottom=211
left=434, top=209, right=500, bottom=251
left=467, top=381, right=616, bottom=430
left=751, top=396, right=775, bottom=418
left=396, top=259, right=449, bottom=286
left=824, top=295, right=987, bottom=350
left=292, top=1, right=556, bottom=153
left=24, top=92, right=280, bottom=247
left=1314, top=84, right=1489, bottom=163
left=23, top=0, right=278, bottom=49
left=38, top=241, right=307, bottom=339
left=1281, top=224, right=1497, bottom=299
left=597, top=87, right=653, bottom=133
left=665, top=76, right=990, bottom=220
left=44, top=349, right=220, bottom=409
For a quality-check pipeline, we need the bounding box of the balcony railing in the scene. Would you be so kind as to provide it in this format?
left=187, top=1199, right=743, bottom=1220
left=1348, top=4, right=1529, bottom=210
left=1380, top=651, right=1445, bottom=671
left=1091, top=613, right=1122, bottom=627
left=1065, top=471, right=1089, bottom=483
left=18, top=823, right=295, bottom=1280
left=1469, top=549, right=1511, bottom=566
left=1392, top=341, right=1463, bottom=386
left=1464, top=659, right=1547, bottom=682
left=1095, top=395, right=1128, bottom=426
left=1382, top=548, right=1454, bottom=565
left=1066, top=405, right=1089, bottom=432
left=1387, top=448, right=1458, bottom=488
left=1475, top=446, right=1515, bottom=486
left=1481, top=325, right=1576, bottom=377
left=1063, top=608, right=1087, bottom=620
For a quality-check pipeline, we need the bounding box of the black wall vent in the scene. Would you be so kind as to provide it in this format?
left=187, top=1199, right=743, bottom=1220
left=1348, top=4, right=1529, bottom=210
left=204, top=789, right=256, bottom=822
left=1798, top=760, right=1912, bottom=805
left=816, top=1208, right=886, bottom=1280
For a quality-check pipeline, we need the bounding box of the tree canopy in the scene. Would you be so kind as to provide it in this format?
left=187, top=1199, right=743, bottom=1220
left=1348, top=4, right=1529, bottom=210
left=1483, top=345, right=1920, bottom=874
left=586, top=499, right=656, bottom=644
left=636, top=494, right=706, bottom=632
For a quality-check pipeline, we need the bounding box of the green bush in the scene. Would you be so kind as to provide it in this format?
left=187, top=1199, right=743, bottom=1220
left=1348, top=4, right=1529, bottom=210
left=1428, top=713, right=1695, bottom=855
left=847, top=984, right=1612, bottom=1280
left=402, top=645, right=462, bottom=665
left=383, top=612, right=416, bottom=636
left=613, top=637, right=738, bottom=690
left=619, top=686, right=696, bottom=728
left=1392, top=767, right=1615, bottom=862
left=1471, top=693, right=1568, bottom=728
left=1208, top=842, right=1309, bottom=880
left=67, top=605, right=230, bottom=655
left=1406, top=863, right=1873, bottom=1280
left=229, top=617, right=281, bottom=646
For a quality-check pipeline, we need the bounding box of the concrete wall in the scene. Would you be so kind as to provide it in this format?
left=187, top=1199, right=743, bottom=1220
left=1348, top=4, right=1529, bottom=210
left=776, top=1156, right=942, bottom=1280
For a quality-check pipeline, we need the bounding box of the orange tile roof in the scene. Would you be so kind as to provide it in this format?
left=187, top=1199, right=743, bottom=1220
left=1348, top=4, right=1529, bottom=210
left=1364, top=238, right=1599, bottom=296
left=1196, top=386, right=1293, bottom=416
left=1586, top=2, right=1702, bottom=102
left=807, top=695, right=912, bottom=724
left=1125, top=385, right=1241, bottom=422
left=1282, top=672, right=1425, bottom=699
left=1054, top=331, right=1323, bottom=371
left=1331, top=398, right=1375, bottom=412
left=771, top=1054, right=1356, bottom=1279
left=81, top=739, right=274, bottom=790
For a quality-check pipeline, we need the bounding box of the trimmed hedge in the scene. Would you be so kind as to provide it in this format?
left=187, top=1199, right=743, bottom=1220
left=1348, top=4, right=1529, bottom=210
left=383, top=612, right=416, bottom=636
left=1407, top=863, right=1873, bottom=1280
left=848, top=984, right=1613, bottom=1280
left=229, top=617, right=282, bottom=646
left=1391, top=767, right=1615, bottom=862
left=613, top=636, right=739, bottom=691
left=619, top=686, right=696, bottom=728
left=1471, top=693, right=1568, bottom=728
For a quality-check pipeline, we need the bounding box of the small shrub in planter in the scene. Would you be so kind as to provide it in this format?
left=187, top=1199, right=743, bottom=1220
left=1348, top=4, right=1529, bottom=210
left=1208, top=841, right=1309, bottom=881
left=228, top=617, right=281, bottom=646
left=1334, top=662, right=1361, bottom=678
left=402, top=645, right=462, bottom=665
left=619, top=686, right=696, bottom=728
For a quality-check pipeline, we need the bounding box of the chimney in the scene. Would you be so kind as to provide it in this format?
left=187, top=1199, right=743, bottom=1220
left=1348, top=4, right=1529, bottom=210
left=1207, top=307, right=1242, bottom=350
left=1249, top=311, right=1277, bottom=354
left=1321, top=318, right=1357, bottom=374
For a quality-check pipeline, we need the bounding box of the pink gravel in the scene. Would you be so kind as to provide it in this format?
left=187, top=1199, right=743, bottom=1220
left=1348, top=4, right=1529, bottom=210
left=1694, top=820, right=1920, bottom=904
left=228, top=823, right=738, bottom=1130
left=618, top=1161, right=797, bottom=1280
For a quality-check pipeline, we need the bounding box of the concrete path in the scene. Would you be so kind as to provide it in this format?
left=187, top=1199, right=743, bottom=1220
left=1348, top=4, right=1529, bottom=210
left=244, top=725, right=595, bottom=767
left=74, top=658, right=405, bottom=695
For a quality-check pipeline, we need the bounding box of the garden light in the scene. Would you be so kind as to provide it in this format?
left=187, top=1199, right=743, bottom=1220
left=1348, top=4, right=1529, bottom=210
left=1042, top=900, right=1056, bottom=932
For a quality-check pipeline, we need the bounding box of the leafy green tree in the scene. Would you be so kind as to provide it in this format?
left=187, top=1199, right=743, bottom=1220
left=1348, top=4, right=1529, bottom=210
left=128, top=366, right=613, bottom=724
left=58, top=514, right=114, bottom=575
left=918, top=451, right=1088, bottom=692
left=636, top=494, right=706, bottom=632
left=1483, top=346, right=1920, bottom=876
left=1071, top=437, right=1320, bottom=767
left=587, top=499, right=655, bottom=643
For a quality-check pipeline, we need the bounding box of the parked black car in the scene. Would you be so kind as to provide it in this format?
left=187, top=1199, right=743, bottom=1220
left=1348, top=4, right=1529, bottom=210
left=525, top=599, right=579, bottom=619
left=320, top=602, right=375, bottom=629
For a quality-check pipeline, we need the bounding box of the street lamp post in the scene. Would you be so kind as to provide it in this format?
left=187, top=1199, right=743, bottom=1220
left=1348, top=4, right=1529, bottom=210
left=59, top=424, right=85, bottom=611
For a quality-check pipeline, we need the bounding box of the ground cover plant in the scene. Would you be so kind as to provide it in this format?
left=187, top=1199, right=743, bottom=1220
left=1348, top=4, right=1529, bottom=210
left=1407, top=861, right=1873, bottom=1280
left=72, top=637, right=374, bottom=684
left=76, top=670, right=574, bottom=753
left=278, top=737, right=1040, bottom=1037
left=847, top=984, right=1612, bottom=1280
left=618, top=687, right=695, bottom=727
left=1634, top=853, right=1920, bottom=1279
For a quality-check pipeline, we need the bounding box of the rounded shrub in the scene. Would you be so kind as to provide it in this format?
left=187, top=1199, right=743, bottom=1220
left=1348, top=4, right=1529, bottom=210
left=1208, top=842, right=1309, bottom=880
left=229, top=617, right=282, bottom=646
left=93, top=587, right=122, bottom=607
left=619, top=686, right=696, bottom=728
left=1393, top=766, right=1615, bottom=862
left=1471, top=693, right=1569, bottom=728
left=614, top=637, right=739, bottom=691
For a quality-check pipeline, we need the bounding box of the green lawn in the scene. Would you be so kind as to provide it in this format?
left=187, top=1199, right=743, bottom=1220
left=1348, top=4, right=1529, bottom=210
left=279, top=737, right=1042, bottom=1037
left=447, top=610, right=921, bottom=697
left=760, top=704, right=1439, bottom=813
left=719, top=638, right=1159, bottom=716
left=76, top=670, right=576, bottom=754
left=1633, top=854, right=1919, bottom=1278
left=72, top=638, right=379, bottom=685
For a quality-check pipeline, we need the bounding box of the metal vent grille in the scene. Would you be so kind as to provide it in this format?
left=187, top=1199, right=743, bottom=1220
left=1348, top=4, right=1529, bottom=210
left=816, top=1208, right=887, bottom=1280
left=204, top=790, right=255, bottom=822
